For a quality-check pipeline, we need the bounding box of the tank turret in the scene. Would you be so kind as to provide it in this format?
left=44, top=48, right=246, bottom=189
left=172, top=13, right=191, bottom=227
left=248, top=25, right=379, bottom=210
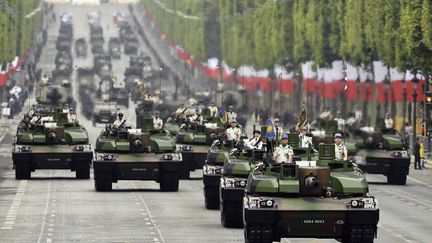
left=13, top=108, right=92, bottom=179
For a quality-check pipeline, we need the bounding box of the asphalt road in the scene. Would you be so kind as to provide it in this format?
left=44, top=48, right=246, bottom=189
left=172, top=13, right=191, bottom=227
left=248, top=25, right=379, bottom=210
left=0, top=3, right=431, bottom=243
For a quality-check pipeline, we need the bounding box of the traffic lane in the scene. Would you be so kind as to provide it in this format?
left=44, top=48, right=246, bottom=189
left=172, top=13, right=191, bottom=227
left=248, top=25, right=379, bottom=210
left=0, top=170, right=165, bottom=243
left=131, top=178, right=243, bottom=243
left=130, top=4, right=212, bottom=96
left=368, top=174, right=432, bottom=243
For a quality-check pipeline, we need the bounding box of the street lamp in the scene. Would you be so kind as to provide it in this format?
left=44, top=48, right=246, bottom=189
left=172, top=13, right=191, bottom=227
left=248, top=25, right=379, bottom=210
left=159, top=67, right=163, bottom=101
left=412, top=75, right=419, bottom=147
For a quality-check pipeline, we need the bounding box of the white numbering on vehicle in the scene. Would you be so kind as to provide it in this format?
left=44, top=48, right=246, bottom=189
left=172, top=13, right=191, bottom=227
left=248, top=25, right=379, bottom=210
left=302, top=219, right=325, bottom=224
left=132, top=168, right=147, bottom=172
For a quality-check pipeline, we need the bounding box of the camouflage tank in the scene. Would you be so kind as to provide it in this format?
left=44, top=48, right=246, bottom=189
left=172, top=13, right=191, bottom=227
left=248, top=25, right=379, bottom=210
left=203, top=138, right=242, bottom=209
left=90, top=25, right=104, bottom=47
left=243, top=144, right=379, bottom=243
left=177, top=123, right=225, bottom=179
left=123, top=36, right=138, bottom=55
left=110, top=79, right=129, bottom=108
left=12, top=108, right=92, bottom=179
left=311, top=119, right=359, bottom=156
left=220, top=133, right=316, bottom=228
left=108, top=37, right=122, bottom=59
left=92, top=101, right=117, bottom=125
left=56, top=38, right=72, bottom=53
left=353, top=128, right=410, bottom=185
left=36, top=74, right=75, bottom=108
left=54, top=51, right=73, bottom=76
left=220, top=149, right=266, bottom=227
left=75, top=38, right=88, bottom=58
left=93, top=126, right=182, bottom=191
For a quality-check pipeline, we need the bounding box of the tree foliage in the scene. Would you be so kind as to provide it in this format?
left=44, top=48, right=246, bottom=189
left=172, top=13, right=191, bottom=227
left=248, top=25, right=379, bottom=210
left=141, top=0, right=432, bottom=76
left=0, top=0, right=42, bottom=64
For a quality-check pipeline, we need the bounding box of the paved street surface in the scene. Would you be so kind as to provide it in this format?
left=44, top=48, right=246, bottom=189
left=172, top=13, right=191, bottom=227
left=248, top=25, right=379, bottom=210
left=0, top=3, right=431, bottom=243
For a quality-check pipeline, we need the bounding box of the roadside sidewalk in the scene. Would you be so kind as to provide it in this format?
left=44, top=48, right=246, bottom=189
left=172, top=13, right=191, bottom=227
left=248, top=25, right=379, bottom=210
left=425, top=158, right=432, bottom=168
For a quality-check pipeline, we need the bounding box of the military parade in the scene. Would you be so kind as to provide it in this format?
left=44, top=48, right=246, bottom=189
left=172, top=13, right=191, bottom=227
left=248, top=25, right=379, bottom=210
left=0, top=0, right=431, bottom=242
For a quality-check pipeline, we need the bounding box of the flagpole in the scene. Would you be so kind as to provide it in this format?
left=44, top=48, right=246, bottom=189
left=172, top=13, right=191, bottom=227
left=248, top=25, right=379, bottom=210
left=343, top=61, right=348, bottom=145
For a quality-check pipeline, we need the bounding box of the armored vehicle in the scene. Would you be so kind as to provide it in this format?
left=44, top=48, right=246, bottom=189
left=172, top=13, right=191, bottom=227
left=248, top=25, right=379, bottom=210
left=353, top=128, right=410, bottom=185
left=36, top=74, right=75, bottom=108
left=93, top=101, right=117, bottom=125
left=108, top=38, right=122, bottom=59
left=110, top=80, right=129, bottom=108
left=55, top=51, right=73, bottom=76
left=77, top=68, right=96, bottom=119
left=93, top=54, right=111, bottom=78
left=13, top=109, right=92, bottom=179
left=90, top=25, right=104, bottom=46
left=93, top=126, right=182, bottom=191
left=75, top=38, right=87, bottom=58
left=203, top=138, right=242, bottom=209
left=58, top=23, right=73, bottom=40
left=123, top=36, right=138, bottom=55
left=220, top=133, right=316, bottom=228
left=177, top=123, right=225, bottom=179
left=311, top=119, right=359, bottom=156
left=220, top=149, right=265, bottom=227
left=56, top=38, right=72, bottom=52
left=243, top=144, right=379, bottom=243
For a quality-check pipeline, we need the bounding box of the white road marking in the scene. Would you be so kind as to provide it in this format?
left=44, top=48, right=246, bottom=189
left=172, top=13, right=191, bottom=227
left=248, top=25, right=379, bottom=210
left=1, top=180, right=28, bottom=230
left=130, top=182, right=166, bottom=243
left=37, top=171, right=52, bottom=243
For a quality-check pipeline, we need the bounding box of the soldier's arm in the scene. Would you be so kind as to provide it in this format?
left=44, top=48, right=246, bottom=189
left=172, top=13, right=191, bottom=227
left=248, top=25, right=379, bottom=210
left=288, top=154, right=293, bottom=163
left=272, top=149, right=278, bottom=160
left=343, top=147, right=348, bottom=160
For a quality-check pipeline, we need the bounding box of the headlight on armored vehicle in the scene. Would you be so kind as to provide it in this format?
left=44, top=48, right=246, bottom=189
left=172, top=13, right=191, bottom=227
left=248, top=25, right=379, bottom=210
left=206, top=165, right=223, bottom=175
left=234, top=179, right=246, bottom=187
left=102, top=154, right=115, bottom=161
left=18, top=145, right=32, bottom=152
left=347, top=197, right=377, bottom=209
left=161, top=154, right=173, bottom=160
left=74, top=145, right=84, bottom=151
left=223, top=178, right=247, bottom=187
left=247, top=197, right=276, bottom=209
left=214, top=168, right=222, bottom=174
left=391, top=151, right=403, bottom=157
left=181, top=145, right=193, bottom=152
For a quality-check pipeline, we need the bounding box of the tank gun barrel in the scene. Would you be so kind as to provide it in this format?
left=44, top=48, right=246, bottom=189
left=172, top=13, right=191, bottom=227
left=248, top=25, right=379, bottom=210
left=304, top=176, right=320, bottom=190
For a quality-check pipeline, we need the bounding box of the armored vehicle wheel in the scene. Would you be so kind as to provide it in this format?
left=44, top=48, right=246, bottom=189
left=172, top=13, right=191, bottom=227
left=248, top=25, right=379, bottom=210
left=95, top=173, right=112, bottom=191
left=387, top=168, right=407, bottom=185
left=15, top=162, right=31, bottom=180
left=159, top=172, right=179, bottom=192
left=76, top=163, right=90, bottom=179
left=244, top=225, right=273, bottom=243
left=342, top=225, right=374, bottom=243
left=204, top=186, right=219, bottom=209
left=221, top=201, right=243, bottom=228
